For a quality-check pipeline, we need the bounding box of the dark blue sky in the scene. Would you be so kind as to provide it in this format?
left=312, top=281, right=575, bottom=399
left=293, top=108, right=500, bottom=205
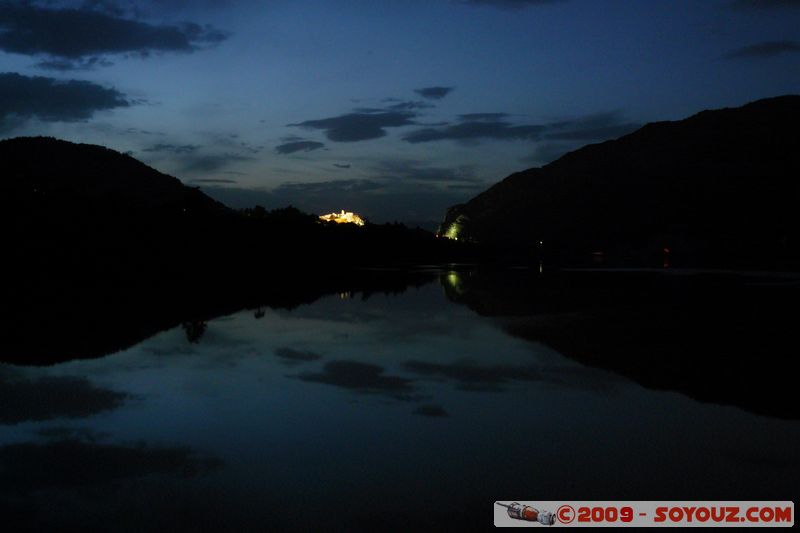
left=1, top=0, right=798, bottom=225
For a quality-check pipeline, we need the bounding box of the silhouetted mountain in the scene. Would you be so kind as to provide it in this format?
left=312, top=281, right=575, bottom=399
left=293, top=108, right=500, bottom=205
left=1, top=136, right=226, bottom=218
left=3, top=137, right=239, bottom=284
left=440, top=96, right=800, bottom=268
left=2, top=136, right=477, bottom=279
left=0, top=137, right=479, bottom=364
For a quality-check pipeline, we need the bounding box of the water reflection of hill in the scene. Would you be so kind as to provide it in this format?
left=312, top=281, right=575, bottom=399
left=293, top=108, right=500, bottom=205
left=1, top=269, right=435, bottom=366
left=442, top=269, right=798, bottom=419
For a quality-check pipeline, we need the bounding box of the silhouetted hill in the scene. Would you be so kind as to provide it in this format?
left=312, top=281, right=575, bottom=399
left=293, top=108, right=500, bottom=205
left=440, top=95, right=800, bottom=268
left=1, top=136, right=475, bottom=278
left=0, top=137, right=481, bottom=364
left=1, top=136, right=226, bottom=218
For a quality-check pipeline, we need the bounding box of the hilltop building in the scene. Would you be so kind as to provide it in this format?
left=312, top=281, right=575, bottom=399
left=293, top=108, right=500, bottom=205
left=319, top=210, right=366, bottom=226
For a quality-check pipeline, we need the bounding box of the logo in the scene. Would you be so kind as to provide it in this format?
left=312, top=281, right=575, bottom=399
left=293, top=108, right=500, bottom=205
left=495, top=501, right=794, bottom=528
left=495, top=502, right=556, bottom=526
left=557, top=505, right=576, bottom=524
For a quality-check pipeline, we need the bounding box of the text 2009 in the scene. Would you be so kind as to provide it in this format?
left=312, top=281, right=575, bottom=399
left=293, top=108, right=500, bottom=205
left=577, top=506, right=634, bottom=523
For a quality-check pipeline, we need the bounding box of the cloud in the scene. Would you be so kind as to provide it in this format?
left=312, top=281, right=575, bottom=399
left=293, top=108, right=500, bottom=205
left=458, top=112, right=508, bottom=121
left=274, top=140, right=325, bottom=155
left=384, top=100, right=435, bottom=111
left=275, top=179, right=385, bottom=195
left=0, top=375, right=127, bottom=425
left=447, top=183, right=485, bottom=191
left=142, top=143, right=199, bottom=154
left=125, top=126, right=165, bottom=136
left=0, top=72, right=128, bottom=131
left=274, top=347, right=323, bottom=365
left=0, top=2, right=228, bottom=60
left=413, top=86, right=454, bottom=100
left=521, top=142, right=571, bottom=165
left=289, top=111, right=417, bottom=142
left=403, top=119, right=544, bottom=143
left=544, top=111, right=640, bottom=141
left=403, top=109, right=638, bottom=145
left=136, top=141, right=255, bottom=174
left=180, top=152, right=254, bottom=173
left=198, top=132, right=262, bottom=154
left=133, top=0, right=243, bottom=12
left=724, top=40, right=800, bottom=59
left=34, top=56, right=114, bottom=71
left=462, top=0, right=567, bottom=8
left=295, top=360, right=415, bottom=398
left=188, top=178, right=237, bottom=184
left=360, top=98, right=436, bottom=112
left=375, top=159, right=480, bottom=184
left=80, top=0, right=127, bottom=17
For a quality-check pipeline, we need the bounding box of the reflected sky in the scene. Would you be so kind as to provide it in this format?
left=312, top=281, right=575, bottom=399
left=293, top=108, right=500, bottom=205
left=1, top=278, right=799, bottom=530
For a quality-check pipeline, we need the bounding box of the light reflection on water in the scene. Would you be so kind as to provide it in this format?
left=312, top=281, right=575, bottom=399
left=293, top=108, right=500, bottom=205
left=1, top=275, right=799, bottom=531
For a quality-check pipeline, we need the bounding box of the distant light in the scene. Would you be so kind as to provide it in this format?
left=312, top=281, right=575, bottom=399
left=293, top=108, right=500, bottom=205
left=440, top=214, right=469, bottom=241
left=444, top=271, right=465, bottom=295
left=444, top=224, right=460, bottom=240
left=319, top=209, right=366, bottom=226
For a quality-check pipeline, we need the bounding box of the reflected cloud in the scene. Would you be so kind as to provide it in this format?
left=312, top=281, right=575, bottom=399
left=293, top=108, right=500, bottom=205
left=274, top=347, right=322, bottom=365
left=0, top=434, right=221, bottom=492
left=295, top=360, right=415, bottom=399
left=0, top=375, right=127, bottom=425
left=36, top=426, right=110, bottom=443
left=413, top=405, right=448, bottom=417
left=404, top=359, right=617, bottom=393
left=404, top=359, right=539, bottom=392
left=141, top=344, right=198, bottom=357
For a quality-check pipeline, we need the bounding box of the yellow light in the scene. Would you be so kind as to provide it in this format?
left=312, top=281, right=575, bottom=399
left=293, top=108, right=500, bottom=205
left=319, top=209, right=366, bottom=226
left=440, top=214, right=469, bottom=241
left=443, top=270, right=466, bottom=295
left=444, top=224, right=460, bottom=240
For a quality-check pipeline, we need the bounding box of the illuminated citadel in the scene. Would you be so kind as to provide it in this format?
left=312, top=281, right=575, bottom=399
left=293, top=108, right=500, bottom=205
left=318, top=210, right=366, bottom=226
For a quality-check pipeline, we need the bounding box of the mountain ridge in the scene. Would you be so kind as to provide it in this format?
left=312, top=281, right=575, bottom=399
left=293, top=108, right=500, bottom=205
left=1, top=135, right=227, bottom=216
left=440, top=95, right=800, bottom=268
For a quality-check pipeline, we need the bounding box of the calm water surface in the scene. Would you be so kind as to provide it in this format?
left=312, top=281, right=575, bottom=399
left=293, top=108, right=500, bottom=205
left=2, top=271, right=798, bottom=531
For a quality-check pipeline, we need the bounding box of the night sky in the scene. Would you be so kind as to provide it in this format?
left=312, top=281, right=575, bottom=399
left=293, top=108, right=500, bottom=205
left=1, top=0, right=798, bottom=226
